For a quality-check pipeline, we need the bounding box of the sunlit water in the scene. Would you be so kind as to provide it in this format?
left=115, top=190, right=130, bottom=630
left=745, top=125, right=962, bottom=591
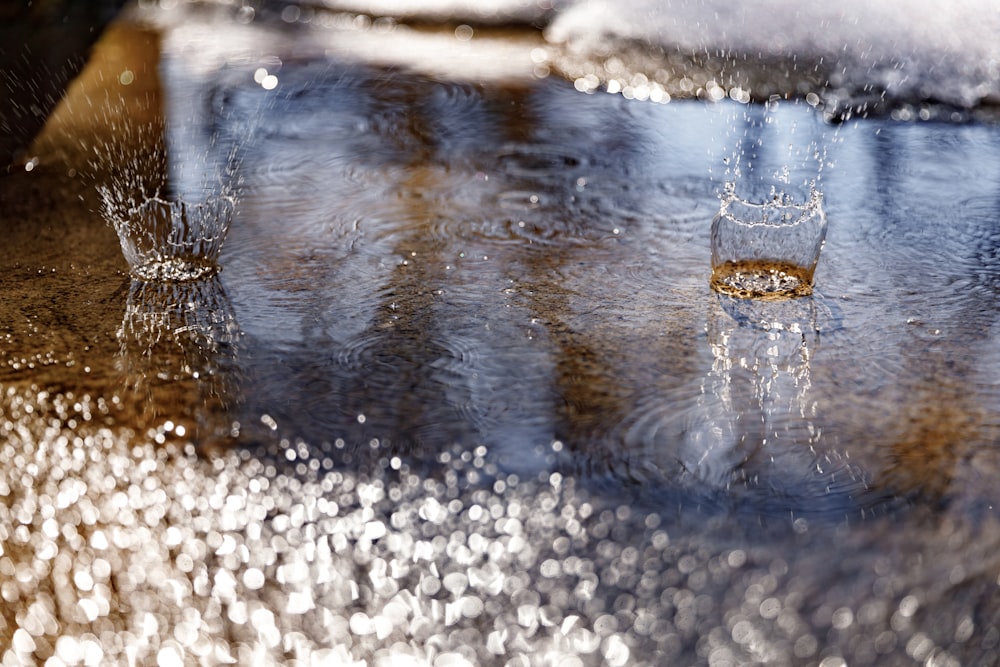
left=4, top=2, right=1000, bottom=665
left=213, top=55, right=1000, bottom=517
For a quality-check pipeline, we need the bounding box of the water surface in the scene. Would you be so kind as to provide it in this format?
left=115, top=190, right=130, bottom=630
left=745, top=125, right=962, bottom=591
left=3, top=4, right=1000, bottom=665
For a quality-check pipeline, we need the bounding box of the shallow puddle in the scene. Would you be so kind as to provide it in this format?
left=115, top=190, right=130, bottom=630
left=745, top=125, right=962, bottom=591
left=2, top=4, right=1000, bottom=665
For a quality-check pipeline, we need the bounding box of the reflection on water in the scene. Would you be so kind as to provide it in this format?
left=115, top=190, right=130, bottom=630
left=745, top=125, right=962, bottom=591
left=605, top=293, right=874, bottom=517
left=198, top=51, right=1000, bottom=518
left=117, top=277, right=242, bottom=448
left=709, top=295, right=819, bottom=419
left=703, top=295, right=868, bottom=514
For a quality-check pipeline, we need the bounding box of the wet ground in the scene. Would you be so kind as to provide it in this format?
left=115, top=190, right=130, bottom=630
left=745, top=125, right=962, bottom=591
left=3, top=2, right=1000, bottom=665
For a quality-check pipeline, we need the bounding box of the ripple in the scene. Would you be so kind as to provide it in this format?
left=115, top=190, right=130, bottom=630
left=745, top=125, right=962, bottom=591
left=252, top=326, right=490, bottom=458
left=485, top=176, right=699, bottom=248
left=424, top=332, right=483, bottom=376
left=496, top=189, right=545, bottom=212
left=497, top=143, right=586, bottom=178
left=540, top=290, right=881, bottom=518
left=217, top=62, right=428, bottom=193
left=334, top=329, right=415, bottom=372
left=599, top=388, right=885, bottom=518
left=413, top=81, right=497, bottom=161
left=491, top=214, right=608, bottom=247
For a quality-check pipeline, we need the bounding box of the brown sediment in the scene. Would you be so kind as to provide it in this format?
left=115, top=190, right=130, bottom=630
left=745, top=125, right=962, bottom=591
left=709, top=258, right=814, bottom=300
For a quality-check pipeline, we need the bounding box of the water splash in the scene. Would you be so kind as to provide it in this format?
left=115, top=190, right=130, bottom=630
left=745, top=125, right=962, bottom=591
left=91, top=63, right=264, bottom=282
left=93, top=75, right=255, bottom=282
left=721, top=100, right=832, bottom=202
left=710, top=185, right=827, bottom=299
left=707, top=99, right=833, bottom=299
left=100, top=188, right=237, bottom=281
